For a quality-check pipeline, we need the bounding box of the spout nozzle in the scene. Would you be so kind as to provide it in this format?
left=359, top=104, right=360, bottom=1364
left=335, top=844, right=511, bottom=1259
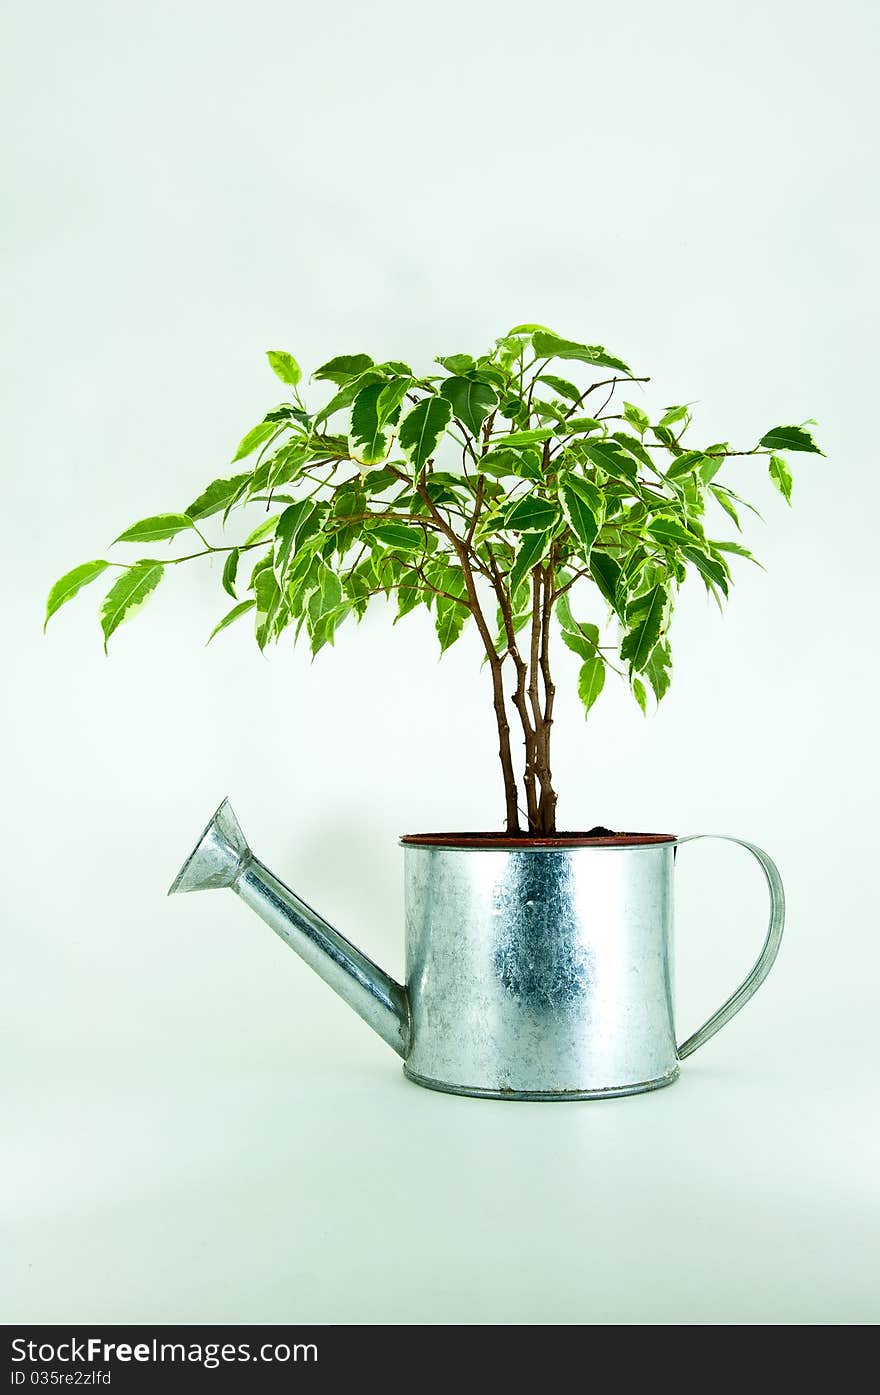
left=168, top=796, right=411, bottom=1057
left=168, top=797, right=251, bottom=895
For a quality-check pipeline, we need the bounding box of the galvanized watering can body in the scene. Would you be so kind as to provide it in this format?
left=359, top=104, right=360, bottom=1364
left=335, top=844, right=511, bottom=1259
left=170, top=802, right=784, bottom=1101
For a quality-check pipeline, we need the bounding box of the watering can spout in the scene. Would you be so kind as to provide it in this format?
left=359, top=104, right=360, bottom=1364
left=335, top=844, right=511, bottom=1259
left=168, top=797, right=251, bottom=894
left=169, top=799, right=410, bottom=1057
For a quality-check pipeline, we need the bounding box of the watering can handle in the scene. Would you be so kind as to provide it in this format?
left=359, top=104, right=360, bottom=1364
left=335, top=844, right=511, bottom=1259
left=675, top=834, right=785, bottom=1060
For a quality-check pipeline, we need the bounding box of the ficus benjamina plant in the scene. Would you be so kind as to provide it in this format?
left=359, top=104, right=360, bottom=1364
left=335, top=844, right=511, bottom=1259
left=47, top=324, right=823, bottom=836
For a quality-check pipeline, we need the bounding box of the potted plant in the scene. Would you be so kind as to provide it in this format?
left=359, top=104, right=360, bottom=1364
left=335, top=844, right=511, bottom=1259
left=47, top=324, right=821, bottom=1099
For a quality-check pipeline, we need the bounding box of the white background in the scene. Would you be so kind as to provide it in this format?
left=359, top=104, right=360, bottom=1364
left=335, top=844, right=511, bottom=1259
left=2, top=0, right=878, bottom=1324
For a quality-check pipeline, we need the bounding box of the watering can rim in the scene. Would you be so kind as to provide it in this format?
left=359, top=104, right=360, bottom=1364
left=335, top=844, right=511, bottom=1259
left=398, top=831, right=677, bottom=850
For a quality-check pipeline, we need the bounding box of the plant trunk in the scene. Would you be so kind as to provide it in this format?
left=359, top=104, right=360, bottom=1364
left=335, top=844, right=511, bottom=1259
left=502, top=560, right=559, bottom=837
left=536, top=566, right=558, bottom=834
left=476, top=540, right=559, bottom=837
left=490, top=656, right=522, bottom=835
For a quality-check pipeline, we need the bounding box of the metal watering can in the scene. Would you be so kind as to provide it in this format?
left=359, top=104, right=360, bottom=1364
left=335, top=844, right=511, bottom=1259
left=170, top=799, right=784, bottom=1100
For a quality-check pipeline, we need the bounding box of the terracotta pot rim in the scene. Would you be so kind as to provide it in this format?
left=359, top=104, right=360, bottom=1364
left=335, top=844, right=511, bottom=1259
left=399, top=831, right=677, bottom=849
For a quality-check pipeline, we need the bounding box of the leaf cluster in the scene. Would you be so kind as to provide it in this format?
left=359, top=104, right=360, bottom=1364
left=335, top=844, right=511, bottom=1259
left=46, top=326, right=823, bottom=721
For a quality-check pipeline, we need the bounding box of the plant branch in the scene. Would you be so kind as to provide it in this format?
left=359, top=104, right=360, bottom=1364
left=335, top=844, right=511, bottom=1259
left=576, top=375, right=650, bottom=409
left=414, top=469, right=521, bottom=832
left=364, top=561, right=470, bottom=609
left=537, top=558, right=558, bottom=832
left=484, top=542, right=538, bottom=827
left=466, top=476, right=485, bottom=545
left=111, top=540, right=273, bottom=569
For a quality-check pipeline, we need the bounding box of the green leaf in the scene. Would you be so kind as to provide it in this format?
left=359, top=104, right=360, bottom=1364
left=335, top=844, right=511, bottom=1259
left=285, top=535, right=322, bottom=605
left=589, top=552, right=622, bottom=613
left=510, top=448, right=544, bottom=481
left=508, top=530, right=551, bottom=594
left=350, top=382, right=393, bottom=465
left=565, top=416, right=603, bottom=435
left=368, top=523, right=426, bottom=553
left=678, top=479, right=707, bottom=520
left=308, top=562, right=343, bottom=621
left=493, top=334, right=527, bottom=369
left=493, top=427, right=553, bottom=447
left=439, top=376, right=498, bottom=437
left=620, top=552, right=652, bottom=601
left=711, top=483, right=761, bottom=520
left=313, top=354, right=374, bottom=385
left=100, top=561, right=164, bottom=652
left=423, top=556, right=466, bottom=597
left=497, top=395, right=528, bottom=425
left=263, top=402, right=309, bottom=427
left=232, top=421, right=277, bottom=462
left=345, top=558, right=376, bottom=618
left=475, top=451, right=511, bottom=479
left=242, top=514, right=281, bottom=547
left=531, top=331, right=632, bottom=375
left=187, top=473, right=251, bottom=520
left=470, top=361, right=507, bottom=389
left=207, top=598, right=255, bottom=644
left=768, top=454, right=793, bottom=503
left=645, top=641, right=672, bottom=703
left=398, top=395, right=453, bottom=471
left=715, top=540, right=761, bottom=564
left=308, top=600, right=351, bottom=655
left=651, top=424, right=678, bottom=449
left=623, top=401, right=650, bottom=435
left=560, top=628, right=594, bottom=661
left=222, top=548, right=240, bottom=598
left=421, top=479, right=464, bottom=506
left=44, top=560, right=109, bottom=630
left=315, top=369, right=385, bottom=425
left=293, top=503, right=325, bottom=553
left=698, top=444, right=729, bottom=484
left=266, top=350, right=301, bottom=386
left=559, top=475, right=602, bottom=553
left=274, top=499, right=317, bottom=578
left=646, top=516, right=699, bottom=548
left=435, top=595, right=467, bottom=653
left=480, top=447, right=543, bottom=480
left=665, top=450, right=706, bottom=480
left=580, top=439, right=638, bottom=482
left=115, top=513, right=196, bottom=544
left=507, top=322, right=558, bottom=335
left=505, top=496, right=560, bottom=533
left=632, top=678, right=647, bottom=714
left=254, top=566, right=282, bottom=650
left=609, top=431, right=654, bottom=472
left=555, top=589, right=588, bottom=633
left=328, top=482, right=366, bottom=556
left=538, top=374, right=581, bottom=402
left=681, top=545, right=729, bottom=596
left=376, top=376, right=412, bottom=425
left=393, top=574, right=427, bottom=621
left=759, top=425, right=823, bottom=454
left=557, top=593, right=600, bottom=659
left=361, top=467, right=398, bottom=496
left=436, top=354, right=475, bottom=375
left=658, top=404, right=689, bottom=429
left=620, top=584, right=666, bottom=670
left=709, top=485, right=740, bottom=529
left=248, top=552, right=275, bottom=590
left=577, top=656, right=606, bottom=715
left=266, top=441, right=309, bottom=490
